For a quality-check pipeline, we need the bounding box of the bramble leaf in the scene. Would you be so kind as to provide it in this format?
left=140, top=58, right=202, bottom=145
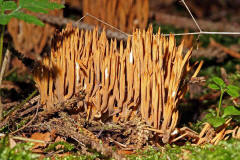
left=223, top=106, right=240, bottom=117
left=0, top=14, right=12, bottom=25
left=19, top=0, right=64, bottom=13
left=211, top=77, right=225, bottom=88
left=208, top=83, right=220, bottom=90
left=11, top=12, right=44, bottom=26
left=2, top=1, right=17, bottom=11
left=226, top=85, right=240, bottom=98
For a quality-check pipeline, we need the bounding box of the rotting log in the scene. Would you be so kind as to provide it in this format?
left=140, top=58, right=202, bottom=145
left=33, top=23, right=202, bottom=144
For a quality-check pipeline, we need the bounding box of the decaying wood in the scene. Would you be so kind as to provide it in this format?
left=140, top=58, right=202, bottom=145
left=210, top=38, right=240, bottom=59
left=36, top=14, right=128, bottom=41
left=33, top=24, right=202, bottom=143
left=38, top=113, right=125, bottom=160
left=152, top=12, right=240, bottom=33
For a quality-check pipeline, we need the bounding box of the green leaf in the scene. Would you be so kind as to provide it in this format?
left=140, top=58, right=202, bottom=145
left=211, top=77, right=225, bottom=87
left=19, top=0, right=48, bottom=13
left=0, top=0, right=3, bottom=8
left=207, top=117, right=225, bottom=128
left=227, top=85, right=240, bottom=98
left=0, top=14, right=12, bottom=25
left=19, top=0, right=64, bottom=13
left=208, top=83, right=220, bottom=90
left=2, top=1, right=17, bottom=11
left=32, top=0, right=64, bottom=10
left=223, top=106, right=240, bottom=117
left=23, top=5, right=49, bottom=13
left=43, top=1, right=64, bottom=10
left=11, top=11, right=44, bottom=26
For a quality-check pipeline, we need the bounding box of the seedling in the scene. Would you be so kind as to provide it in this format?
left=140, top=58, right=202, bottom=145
left=206, top=76, right=240, bottom=127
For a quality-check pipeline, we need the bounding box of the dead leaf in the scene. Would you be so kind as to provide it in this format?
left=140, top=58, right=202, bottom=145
left=31, top=132, right=51, bottom=149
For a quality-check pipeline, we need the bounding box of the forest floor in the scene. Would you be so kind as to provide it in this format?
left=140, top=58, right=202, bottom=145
left=1, top=0, right=240, bottom=159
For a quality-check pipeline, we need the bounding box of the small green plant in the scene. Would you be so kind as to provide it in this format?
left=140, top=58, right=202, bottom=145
left=206, top=76, right=240, bottom=127
left=45, top=141, right=75, bottom=153
left=0, top=136, right=39, bottom=160
left=43, top=153, right=101, bottom=160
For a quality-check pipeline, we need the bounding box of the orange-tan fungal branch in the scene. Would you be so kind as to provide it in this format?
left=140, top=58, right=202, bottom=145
left=82, top=0, right=149, bottom=33
left=34, top=24, right=202, bottom=143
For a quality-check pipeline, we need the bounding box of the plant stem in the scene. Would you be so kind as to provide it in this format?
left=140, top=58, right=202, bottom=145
left=0, top=25, right=5, bottom=67
left=0, top=25, right=5, bottom=120
left=217, top=89, right=224, bottom=117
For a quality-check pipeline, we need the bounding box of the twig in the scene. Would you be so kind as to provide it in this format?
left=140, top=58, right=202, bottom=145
left=181, top=0, right=202, bottom=32
left=10, top=103, right=40, bottom=135
left=39, top=117, right=124, bottom=160
left=82, top=13, right=131, bottom=37
left=37, top=11, right=240, bottom=40
left=2, top=89, right=38, bottom=121
left=36, top=14, right=128, bottom=41
left=108, top=137, right=127, bottom=148
left=0, top=49, right=10, bottom=120
left=161, top=1, right=240, bottom=37
left=0, top=49, right=10, bottom=87
left=210, top=38, right=240, bottom=59
left=39, top=94, right=84, bottom=117
left=0, top=133, right=46, bottom=143
left=152, top=12, right=240, bottom=36
left=163, top=31, right=240, bottom=36
left=3, top=102, right=18, bottom=110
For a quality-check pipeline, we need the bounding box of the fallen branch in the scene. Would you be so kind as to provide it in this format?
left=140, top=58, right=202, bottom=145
left=36, top=14, right=128, bottom=41
left=152, top=12, right=240, bottom=35
left=39, top=115, right=125, bottom=160
left=1, top=90, right=38, bottom=121
left=0, top=133, right=46, bottom=144
left=10, top=103, right=40, bottom=135
left=39, top=92, right=85, bottom=117
left=210, top=38, right=240, bottom=59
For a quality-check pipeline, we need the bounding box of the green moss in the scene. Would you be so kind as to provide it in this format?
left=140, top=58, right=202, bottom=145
left=128, top=139, right=240, bottom=160
left=0, top=136, right=39, bottom=160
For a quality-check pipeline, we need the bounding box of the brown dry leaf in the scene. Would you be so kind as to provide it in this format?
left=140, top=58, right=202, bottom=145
left=9, top=138, right=16, bottom=149
left=117, top=149, right=135, bottom=155
left=30, top=132, right=51, bottom=149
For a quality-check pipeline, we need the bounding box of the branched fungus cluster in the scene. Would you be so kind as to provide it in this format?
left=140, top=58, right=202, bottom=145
left=34, top=24, right=202, bottom=143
